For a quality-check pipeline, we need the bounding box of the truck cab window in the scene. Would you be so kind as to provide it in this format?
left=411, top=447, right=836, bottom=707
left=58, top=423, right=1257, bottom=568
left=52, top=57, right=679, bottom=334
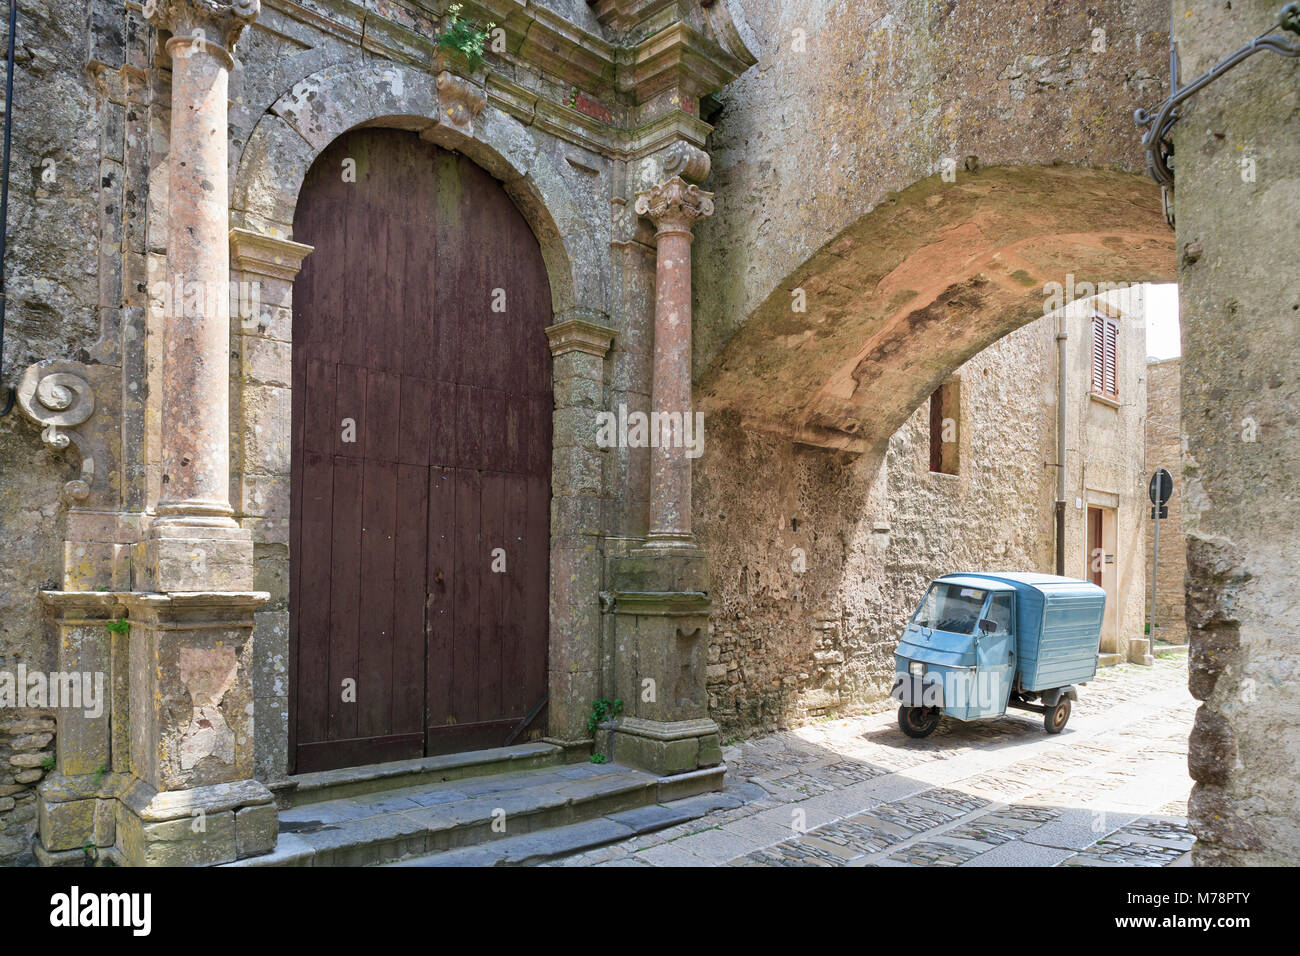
left=989, top=592, right=1014, bottom=634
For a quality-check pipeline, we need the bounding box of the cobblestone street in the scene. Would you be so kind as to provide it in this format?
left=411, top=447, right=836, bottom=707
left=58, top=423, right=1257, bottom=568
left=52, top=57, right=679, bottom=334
left=549, top=654, right=1196, bottom=867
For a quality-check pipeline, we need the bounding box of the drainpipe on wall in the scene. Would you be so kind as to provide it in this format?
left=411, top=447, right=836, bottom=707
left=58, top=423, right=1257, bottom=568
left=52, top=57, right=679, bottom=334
left=1055, top=312, right=1068, bottom=575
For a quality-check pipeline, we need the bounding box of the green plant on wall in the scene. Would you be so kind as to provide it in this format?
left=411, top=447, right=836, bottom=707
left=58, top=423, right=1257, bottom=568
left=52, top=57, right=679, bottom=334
left=106, top=618, right=129, bottom=635
left=586, top=697, right=623, bottom=734
left=586, top=698, right=623, bottom=763
left=435, top=3, right=496, bottom=70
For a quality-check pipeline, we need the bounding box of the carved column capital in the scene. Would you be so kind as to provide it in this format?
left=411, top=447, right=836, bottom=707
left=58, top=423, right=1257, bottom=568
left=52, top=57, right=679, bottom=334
left=635, top=176, right=715, bottom=236
left=143, top=0, right=260, bottom=58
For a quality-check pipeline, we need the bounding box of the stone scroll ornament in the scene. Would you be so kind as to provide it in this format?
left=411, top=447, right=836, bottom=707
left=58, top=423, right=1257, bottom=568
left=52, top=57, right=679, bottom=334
left=142, top=0, right=261, bottom=53
left=659, top=141, right=712, bottom=183
left=15, top=363, right=96, bottom=503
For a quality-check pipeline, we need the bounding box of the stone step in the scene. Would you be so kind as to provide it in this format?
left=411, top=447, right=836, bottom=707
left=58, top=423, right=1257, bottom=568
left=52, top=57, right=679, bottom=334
left=227, top=760, right=725, bottom=867
left=1097, top=652, right=1124, bottom=668
left=1154, top=642, right=1189, bottom=658
left=389, top=789, right=745, bottom=867
left=279, top=742, right=566, bottom=808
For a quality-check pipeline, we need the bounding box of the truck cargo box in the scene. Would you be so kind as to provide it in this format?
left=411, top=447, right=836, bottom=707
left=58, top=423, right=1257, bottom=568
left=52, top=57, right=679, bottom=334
left=940, top=572, right=1105, bottom=692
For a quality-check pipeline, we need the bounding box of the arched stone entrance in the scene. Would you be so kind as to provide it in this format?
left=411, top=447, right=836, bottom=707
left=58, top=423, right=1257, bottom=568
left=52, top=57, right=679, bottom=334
left=287, top=127, right=554, bottom=772
left=227, top=63, right=614, bottom=780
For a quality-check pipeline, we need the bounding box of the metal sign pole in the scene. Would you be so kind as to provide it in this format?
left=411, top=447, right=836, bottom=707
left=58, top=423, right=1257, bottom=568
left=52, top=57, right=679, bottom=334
left=1146, top=468, right=1172, bottom=657
left=1150, top=501, right=1160, bottom=651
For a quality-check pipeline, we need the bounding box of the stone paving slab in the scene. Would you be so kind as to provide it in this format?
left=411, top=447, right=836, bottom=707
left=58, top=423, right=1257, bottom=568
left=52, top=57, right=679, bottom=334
left=545, top=655, right=1196, bottom=868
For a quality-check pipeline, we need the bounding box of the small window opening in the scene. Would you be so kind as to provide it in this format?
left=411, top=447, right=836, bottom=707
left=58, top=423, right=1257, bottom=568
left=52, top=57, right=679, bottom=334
left=928, top=379, right=960, bottom=475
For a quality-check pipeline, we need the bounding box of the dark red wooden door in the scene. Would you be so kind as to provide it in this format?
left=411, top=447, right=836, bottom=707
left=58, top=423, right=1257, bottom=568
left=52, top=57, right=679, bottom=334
left=1088, top=507, right=1104, bottom=587
left=290, top=129, right=552, bottom=773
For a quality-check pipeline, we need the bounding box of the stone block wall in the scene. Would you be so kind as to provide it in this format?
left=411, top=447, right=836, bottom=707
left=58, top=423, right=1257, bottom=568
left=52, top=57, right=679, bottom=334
left=0, top=710, right=56, bottom=865
left=699, top=315, right=1060, bottom=738
left=1144, top=358, right=1186, bottom=646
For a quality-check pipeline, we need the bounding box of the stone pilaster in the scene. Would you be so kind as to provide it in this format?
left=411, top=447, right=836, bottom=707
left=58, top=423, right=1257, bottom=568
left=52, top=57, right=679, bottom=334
left=633, top=175, right=713, bottom=553
left=144, top=0, right=260, bottom=592
left=34, top=593, right=125, bottom=863
left=115, top=592, right=276, bottom=865
left=545, top=315, right=616, bottom=747
left=608, top=552, right=721, bottom=779
left=229, top=227, right=313, bottom=781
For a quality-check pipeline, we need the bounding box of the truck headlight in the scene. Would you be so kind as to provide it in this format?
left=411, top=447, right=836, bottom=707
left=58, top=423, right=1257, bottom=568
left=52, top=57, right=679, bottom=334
left=908, top=662, right=925, bottom=677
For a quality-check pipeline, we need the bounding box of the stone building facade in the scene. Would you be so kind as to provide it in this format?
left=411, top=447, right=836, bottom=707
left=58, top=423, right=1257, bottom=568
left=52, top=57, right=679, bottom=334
left=0, top=0, right=1293, bottom=867
left=1144, top=357, right=1186, bottom=647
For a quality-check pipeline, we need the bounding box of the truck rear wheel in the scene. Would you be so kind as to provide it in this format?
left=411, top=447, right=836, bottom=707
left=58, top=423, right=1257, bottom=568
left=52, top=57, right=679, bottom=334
left=1044, top=696, right=1071, bottom=734
left=898, top=706, right=941, bottom=738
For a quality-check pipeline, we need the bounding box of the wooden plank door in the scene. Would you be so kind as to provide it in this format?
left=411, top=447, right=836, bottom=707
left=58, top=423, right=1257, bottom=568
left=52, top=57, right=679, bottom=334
left=290, top=129, right=552, bottom=773
left=1087, top=506, right=1104, bottom=588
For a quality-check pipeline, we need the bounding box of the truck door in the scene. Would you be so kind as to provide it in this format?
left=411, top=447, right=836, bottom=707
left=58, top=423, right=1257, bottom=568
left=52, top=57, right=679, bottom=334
left=971, top=591, right=1016, bottom=719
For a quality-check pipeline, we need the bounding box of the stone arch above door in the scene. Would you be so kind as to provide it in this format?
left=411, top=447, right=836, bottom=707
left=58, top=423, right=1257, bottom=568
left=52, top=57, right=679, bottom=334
left=228, top=62, right=616, bottom=780
left=230, top=61, right=607, bottom=319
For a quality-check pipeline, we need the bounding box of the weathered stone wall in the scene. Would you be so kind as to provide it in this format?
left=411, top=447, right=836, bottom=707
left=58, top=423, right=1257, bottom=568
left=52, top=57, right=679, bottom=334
left=0, top=710, right=55, bottom=864
left=696, top=0, right=1170, bottom=374
left=0, top=0, right=103, bottom=865
left=701, top=292, right=1148, bottom=738
left=1145, top=357, right=1186, bottom=646
left=1173, top=0, right=1300, bottom=866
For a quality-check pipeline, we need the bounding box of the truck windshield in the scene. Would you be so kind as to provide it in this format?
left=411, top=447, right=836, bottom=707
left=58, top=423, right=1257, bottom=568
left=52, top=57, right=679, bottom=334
left=910, top=583, right=988, bottom=634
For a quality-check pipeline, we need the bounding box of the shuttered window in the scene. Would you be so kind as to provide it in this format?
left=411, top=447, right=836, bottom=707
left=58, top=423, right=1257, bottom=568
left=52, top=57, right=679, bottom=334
left=1091, top=315, right=1119, bottom=399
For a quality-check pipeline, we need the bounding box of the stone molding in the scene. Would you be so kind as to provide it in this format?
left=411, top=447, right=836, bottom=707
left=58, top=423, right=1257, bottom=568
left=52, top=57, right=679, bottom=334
left=612, top=589, right=711, bottom=616
left=545, top=317, right=617, bottom=358
left=229, top=227, right=314, bottom=281
left=635, top=175, right=714, bottom=234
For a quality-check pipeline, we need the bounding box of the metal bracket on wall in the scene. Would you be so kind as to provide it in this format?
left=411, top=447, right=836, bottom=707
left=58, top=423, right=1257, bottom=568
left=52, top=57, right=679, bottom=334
left=1134, top=4, right=1300, bottom=227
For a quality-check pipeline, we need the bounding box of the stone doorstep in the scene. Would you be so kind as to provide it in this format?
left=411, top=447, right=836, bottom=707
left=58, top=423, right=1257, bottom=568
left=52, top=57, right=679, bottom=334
left=281, top=742, right=566, bottom=808
left=225, top=759, right=729, bottom=867
left=390, top=789, right=747, bottom=867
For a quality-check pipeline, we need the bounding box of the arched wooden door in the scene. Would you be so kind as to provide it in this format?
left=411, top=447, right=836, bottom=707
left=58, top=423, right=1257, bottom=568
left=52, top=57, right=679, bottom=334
left=289, top=128, right=552, bottom=773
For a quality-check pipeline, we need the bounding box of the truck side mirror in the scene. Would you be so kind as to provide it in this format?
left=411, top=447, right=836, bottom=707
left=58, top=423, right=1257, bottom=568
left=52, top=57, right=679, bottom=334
left=979, top=618, right=998, bottom=633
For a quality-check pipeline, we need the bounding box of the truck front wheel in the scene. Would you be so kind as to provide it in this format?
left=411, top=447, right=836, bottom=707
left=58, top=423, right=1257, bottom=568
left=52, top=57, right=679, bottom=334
left=1044, top=697, right=1071, bottom=734
left=898, top=706, right=942, bottom=738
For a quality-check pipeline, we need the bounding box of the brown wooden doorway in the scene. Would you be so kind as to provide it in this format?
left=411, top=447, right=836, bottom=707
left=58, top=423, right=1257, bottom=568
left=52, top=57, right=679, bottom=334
left=289, top=129, right=552, bottom=774
left=1087, top=506, right=1104, bottom=588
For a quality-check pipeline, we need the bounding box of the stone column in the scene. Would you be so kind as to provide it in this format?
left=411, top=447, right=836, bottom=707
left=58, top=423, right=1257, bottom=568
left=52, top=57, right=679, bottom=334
left=143, top=0, right=259, bottom=592
left=544, top=315, right=616, bottom=752
left=633, top=176, right=713, bottom=553
left=605, top=167, right=721, bottom=793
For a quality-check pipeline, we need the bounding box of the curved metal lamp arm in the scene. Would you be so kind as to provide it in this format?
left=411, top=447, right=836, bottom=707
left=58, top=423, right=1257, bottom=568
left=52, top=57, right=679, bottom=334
left=1135, top=4, right=1300, bottom=192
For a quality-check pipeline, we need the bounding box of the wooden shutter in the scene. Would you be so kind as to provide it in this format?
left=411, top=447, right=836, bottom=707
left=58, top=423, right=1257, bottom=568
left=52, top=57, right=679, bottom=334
left=1092, top=315, right=1119, bottom=398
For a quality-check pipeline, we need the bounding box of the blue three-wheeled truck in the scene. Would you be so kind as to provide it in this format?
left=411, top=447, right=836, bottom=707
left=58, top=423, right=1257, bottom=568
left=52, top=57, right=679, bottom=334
left=890, top=572, right=1107, bottom=738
